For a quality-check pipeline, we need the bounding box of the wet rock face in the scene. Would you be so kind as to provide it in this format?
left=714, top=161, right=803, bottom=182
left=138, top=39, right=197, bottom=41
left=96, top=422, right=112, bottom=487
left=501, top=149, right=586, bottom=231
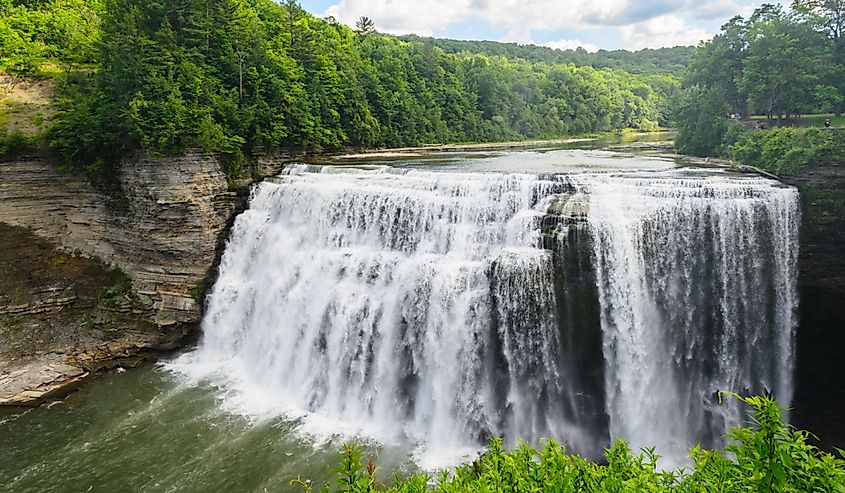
left=0, top=152, right=253, bottom=330
left=0, top=223, right=157, bottom=406
left=0, top=152, right=284, bottom=405
left=785, top=166, right=845, bottom=452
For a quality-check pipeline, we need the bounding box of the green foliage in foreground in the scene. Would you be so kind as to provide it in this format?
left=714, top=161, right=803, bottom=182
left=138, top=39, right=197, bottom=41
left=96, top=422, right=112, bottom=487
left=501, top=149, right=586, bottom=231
left=298, top=395, right=845, bottom=493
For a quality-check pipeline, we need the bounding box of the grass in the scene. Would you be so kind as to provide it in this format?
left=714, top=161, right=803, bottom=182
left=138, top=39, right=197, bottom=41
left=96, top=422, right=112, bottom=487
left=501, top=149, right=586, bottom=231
left=749, top=113, right=845, bottom=127
left=0, top=77, right=55, bottom=138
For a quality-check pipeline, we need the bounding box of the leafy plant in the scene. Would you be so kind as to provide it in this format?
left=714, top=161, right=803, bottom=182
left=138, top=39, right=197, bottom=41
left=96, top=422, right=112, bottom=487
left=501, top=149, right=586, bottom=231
left=727, top=126, right=844, bottom=174
left=0, top=131, right=39, bottom=158
left=298, top=395, right=845, bottom=492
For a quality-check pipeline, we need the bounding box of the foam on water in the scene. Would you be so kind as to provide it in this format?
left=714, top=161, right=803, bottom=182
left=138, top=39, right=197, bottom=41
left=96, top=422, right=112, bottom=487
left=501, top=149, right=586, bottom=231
left=171, top=164, right=799, bottom=469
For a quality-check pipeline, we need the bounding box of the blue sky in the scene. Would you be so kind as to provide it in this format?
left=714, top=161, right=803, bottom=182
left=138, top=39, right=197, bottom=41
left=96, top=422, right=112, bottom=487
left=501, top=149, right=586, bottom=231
left=297, top=0, right=781, bottom=51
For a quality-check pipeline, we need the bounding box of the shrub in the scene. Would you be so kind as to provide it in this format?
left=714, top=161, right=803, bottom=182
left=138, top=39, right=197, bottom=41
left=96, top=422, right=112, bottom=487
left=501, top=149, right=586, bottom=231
left=727, top=127, right=844, bottom=175
left=300, top=395, right=845, bottom=492
left=0, top=132, right=39, bottom=158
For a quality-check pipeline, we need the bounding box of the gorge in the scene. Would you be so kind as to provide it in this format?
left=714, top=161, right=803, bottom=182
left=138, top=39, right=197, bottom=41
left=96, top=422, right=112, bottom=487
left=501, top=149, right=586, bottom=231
left=0, top=146, right=840, bottom=491
left=2, top=0, right=845, bottom=488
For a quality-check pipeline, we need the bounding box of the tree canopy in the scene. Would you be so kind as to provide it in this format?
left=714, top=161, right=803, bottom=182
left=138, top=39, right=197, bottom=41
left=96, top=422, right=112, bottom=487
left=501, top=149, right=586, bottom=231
left=0, top=0, right=102, bottom=74
left=675, top=2, right=845, bottom=157
left=7, top=0, right=839, bottom=175
left=399, top=35, right=695, bottom=77
left=4, top=0, right=679, bottom=177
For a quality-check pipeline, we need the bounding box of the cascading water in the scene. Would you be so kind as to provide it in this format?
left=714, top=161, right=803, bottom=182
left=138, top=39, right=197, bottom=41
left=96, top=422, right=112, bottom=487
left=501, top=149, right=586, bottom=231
left=577, top=173, right=800, bottom=463
left=177, top=164, right=799, bottom=468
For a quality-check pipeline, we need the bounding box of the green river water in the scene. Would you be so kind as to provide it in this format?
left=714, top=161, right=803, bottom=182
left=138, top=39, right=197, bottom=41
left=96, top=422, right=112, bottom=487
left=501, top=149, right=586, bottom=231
left=0, top=366, right=411, bottom=492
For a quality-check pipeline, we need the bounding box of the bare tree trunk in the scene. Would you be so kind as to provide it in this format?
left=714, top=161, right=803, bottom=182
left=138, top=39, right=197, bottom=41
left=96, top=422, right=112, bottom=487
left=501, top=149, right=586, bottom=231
left=1, top=74, right=21, bottom=97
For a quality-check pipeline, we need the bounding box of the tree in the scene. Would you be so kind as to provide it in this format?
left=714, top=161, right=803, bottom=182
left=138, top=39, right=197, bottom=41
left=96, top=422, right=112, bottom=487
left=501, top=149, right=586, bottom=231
left=793, top=0, right=845, bottom=114
left=793, top=0, right=845, bottom=42
left=355, top=16, right=375, bottom=34
left=674, top=85, right=735, bottom=156
left=741, top=5, right=829, bottom=120
left=685, top=16, right=749, bottom=117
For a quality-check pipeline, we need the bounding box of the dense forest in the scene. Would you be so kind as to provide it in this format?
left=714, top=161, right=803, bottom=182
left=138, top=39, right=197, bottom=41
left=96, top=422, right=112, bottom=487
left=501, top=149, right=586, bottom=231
left=1, top=0, right=679, bottom=177
left=674, top=0, right=845, bottom=172
left=4, top=0, right=841, bottom=177
left=399, top=36, right=695, bottom=77
left=0, top=0, right=101, bottom=73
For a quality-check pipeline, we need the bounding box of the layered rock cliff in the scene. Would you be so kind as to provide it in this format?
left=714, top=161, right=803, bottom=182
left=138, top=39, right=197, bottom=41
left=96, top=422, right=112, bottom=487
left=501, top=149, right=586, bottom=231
left=0, top=152, right=283, bottom=405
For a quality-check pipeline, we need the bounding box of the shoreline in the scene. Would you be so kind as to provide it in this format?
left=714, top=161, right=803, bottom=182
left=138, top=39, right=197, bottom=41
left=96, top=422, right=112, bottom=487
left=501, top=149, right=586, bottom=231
left=305, top=131, right=677, bottom=161
left=323, top=137, right=601, bottom=160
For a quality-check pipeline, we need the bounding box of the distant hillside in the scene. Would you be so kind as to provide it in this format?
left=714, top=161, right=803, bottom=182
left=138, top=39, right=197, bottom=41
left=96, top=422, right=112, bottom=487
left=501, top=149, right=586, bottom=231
left=2, top=0, right=681, bottom=173
left=399, top=35, right=695, bottom=76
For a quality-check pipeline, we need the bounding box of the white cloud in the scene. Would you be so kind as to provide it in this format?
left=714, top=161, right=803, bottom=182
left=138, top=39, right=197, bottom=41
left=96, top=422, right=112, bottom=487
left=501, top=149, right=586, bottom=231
left=542, top=38, right=600, bottom=53
left=323, top=0, right=472, bottom=36
left=322, top=0, right=629, bottom=40
left=320, top=0, right=734, bottom=48
left=691, top=0, right=746, bottom=20
left=619, top=14, right=712, bottom=49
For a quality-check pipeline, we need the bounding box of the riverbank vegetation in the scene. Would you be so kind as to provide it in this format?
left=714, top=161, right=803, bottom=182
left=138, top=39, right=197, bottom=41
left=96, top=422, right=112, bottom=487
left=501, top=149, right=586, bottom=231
left=1, top=0, right=681, bottom=177
left=728, top=126, right=845, bottom=175
left=303, top=395, right=845, bottom=493
left=675, top=1, right=845, bottom=174
left=0, top=0, right=101, bottom=74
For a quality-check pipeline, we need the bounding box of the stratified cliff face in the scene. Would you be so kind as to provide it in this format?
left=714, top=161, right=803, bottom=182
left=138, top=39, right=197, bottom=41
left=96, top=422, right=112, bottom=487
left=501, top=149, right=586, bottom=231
left=1, top=153, right=237, bottom=327
left=0, top=152, right=283, bottom=405
left=786, top=165, right=845, bottom=452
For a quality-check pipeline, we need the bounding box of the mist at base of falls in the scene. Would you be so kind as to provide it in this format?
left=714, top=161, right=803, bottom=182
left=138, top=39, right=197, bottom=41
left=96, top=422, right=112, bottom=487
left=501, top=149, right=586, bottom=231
left=173, top=161, right=800, bottom=469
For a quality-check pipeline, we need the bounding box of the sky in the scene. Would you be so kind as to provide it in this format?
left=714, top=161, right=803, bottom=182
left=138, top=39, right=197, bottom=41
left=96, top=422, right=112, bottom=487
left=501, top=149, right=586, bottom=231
left=297, top=0, right=781, bottom=51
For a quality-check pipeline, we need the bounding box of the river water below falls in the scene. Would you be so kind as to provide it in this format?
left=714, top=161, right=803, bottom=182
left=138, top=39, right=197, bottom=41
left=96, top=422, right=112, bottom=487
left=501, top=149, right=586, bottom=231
left=1, top=145, right=801, bottom=491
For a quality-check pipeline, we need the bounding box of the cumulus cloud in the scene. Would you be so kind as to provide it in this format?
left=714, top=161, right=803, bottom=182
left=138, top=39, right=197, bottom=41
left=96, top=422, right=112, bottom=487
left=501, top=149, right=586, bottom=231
left=619, top=14, right=712, bottom=49
left=542, top=38, right=600, bottom=53
left=320, top=0, right=731, bottom=48
left=324, top=0, right=472, bottom=35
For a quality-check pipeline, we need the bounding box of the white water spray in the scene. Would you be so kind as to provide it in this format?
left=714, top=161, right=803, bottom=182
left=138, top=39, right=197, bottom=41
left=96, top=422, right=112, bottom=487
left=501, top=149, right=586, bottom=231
left=177, top=164, right=799, bottom=467
left=578, top=172, right=799, bottom=463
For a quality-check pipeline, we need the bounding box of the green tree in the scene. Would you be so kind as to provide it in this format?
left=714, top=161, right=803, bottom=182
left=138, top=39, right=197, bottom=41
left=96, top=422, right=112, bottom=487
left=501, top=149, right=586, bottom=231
left=355, top=16, right=375, bottom=34
left=740, top=4, right=828, bottom=120
left=793, top=0, right=845, bottom=113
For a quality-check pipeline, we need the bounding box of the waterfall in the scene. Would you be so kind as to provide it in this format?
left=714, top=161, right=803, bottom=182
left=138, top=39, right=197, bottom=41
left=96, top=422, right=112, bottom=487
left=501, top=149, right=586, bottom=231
left=577, top=172, right=799, bottom=463
left=178, top=164, right=799, bottom=467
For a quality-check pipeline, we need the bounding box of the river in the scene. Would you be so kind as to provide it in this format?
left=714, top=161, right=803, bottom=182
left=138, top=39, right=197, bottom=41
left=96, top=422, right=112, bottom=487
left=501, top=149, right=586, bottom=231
left=1, top=141, right=802, bottom=491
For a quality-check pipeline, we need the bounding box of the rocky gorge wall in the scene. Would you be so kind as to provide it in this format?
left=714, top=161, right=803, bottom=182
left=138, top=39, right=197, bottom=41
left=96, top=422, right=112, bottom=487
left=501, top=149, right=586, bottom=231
left=786, top=165, right=845, bottom=451
left=0, top=152, right=284, bottom=405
